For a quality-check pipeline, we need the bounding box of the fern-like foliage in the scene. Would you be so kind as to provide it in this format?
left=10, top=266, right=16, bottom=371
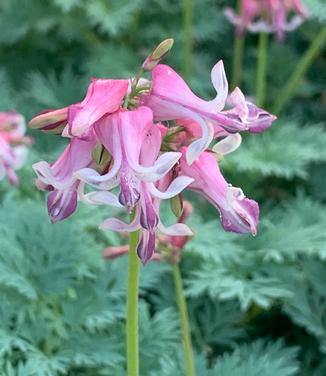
left=186, top=196, right=326, bottom=310
left=304, top=0, right=326, bottom=23
left=224, top=121, right=326, bottom=179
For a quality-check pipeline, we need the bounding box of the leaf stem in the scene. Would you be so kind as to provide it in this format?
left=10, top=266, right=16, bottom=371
left=126, top=229, right=140, bottom=376
left=256, top=32, right=268, bottom=107
left=172, top=264, right=196, bottom=376
left=272, top=26, right=326, bottom=115
left=183, top=0, right=192, bottom=81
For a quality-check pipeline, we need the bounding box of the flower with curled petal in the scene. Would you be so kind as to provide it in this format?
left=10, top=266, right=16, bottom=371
left=75, top=106, right=193, bottom=263
left=33, top=131, right=96, bottom=223
left=179, top=147, right=259, bottom=235
left=142, top=61, right=275, bottom=164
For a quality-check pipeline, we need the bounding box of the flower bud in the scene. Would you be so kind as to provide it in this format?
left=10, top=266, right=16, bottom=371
left=28, top=108, right=68, bottom=134
left=170, top=193, right=183, bottom=218
left=142, top=38, right=174, bottom=71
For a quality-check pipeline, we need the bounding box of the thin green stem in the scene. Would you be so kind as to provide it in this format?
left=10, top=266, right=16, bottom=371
left=172, top=264, right=196, bottom=376
left=126, top=229, right=140, bottom=376
left=231, top=34, right=244, bottom=90
left=231, top=0, right=244, bottom=90
left=183, top=0, right=192, bottom=81
left=256, top=32, right=268, bottom=107
left=272, top=26, right=326, bottom=115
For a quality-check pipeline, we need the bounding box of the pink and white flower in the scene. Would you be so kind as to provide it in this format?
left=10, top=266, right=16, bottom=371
left=0, top=112, right=32, bottom=185
left=142, top=61, right=275, bottom=164
left=33, top=131, right=96, bottom=223
left=225, top=0, right=309, bottom=40
left=179, top=148, right=259, bottom=235
left=102, top=201, right=194, bottom=263
left=29, top=44, right=276, bottom=263
left=29, top=78, right=129, bottom=137
left=75, top=107, right=193, bottom=263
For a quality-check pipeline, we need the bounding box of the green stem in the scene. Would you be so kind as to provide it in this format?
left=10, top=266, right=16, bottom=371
left=172, top=264, right=196, bottom=376
left=126, top=230, right=140, bottom=376
left=256, top=32, right=268, bottom=107
left=183, top=0, right=192, bottom=80
left=231, top=34, right=244, bottom=90
left=231, top=0, right=244, bottom=89
left=272, top=26, right=326, bottom=115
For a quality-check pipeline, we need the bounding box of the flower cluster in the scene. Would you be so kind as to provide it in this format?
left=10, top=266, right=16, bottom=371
left=0, top=112, right=32, bottom=186
left=225, top=0, right=309, bottom=40
left=29, top=41, right=276, bottom=264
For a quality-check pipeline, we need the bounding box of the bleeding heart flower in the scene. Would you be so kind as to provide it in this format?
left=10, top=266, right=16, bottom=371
left=33, top=130, right=96, bottom=223
left=75, top=107, right=193, bottom=263
left=179, top=147, right=259, bottom=235
left=142, top=61, right=275, bottom=164
left=29, top=78, right=129, bottom=137
left=225, top=0, right=308, bottom=40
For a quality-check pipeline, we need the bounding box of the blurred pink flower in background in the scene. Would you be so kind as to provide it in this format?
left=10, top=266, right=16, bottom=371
left=0, top=112, right=32, bottom=185
left=225, top=0, right=309, bottom=40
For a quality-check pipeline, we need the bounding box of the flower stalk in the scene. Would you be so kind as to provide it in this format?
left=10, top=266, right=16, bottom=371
left=273, top=25, right=326, bottom=115
left=126, top=228, right=140, bottom=376
left=183, top=0, right=192, bottom=80
left=231, top=0, right=244, bottom=90
left=256, top=32, right=268, bottom=107
left=231, top=33, right=244, bottom=90
left=172, top=263, right=196, bottom=376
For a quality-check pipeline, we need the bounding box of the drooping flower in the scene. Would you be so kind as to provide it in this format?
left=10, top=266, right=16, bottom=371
left=33, top=131, right=97, bottom=223
left=142, top=61, right=275, bottom=164
left=75, top=107, right=193, bottom=263
left=0, top=112, right=32, bottom=185
left=29, top=78, right=129, bottom=137
left=178, top=147, right=259, bottom=235
left=225, top=0, right=309, bottom=40
left=225, top=0, right=261, bottom=36
left=29, top=39, right=276, bottom=264
left=102, top=201, right=194, bottom=263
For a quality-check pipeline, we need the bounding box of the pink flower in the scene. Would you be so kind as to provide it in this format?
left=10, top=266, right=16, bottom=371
left=179, top=148, right=259, bottom=235
left=142, top=61, right=275, bottom=164
left=29, top=78, right=129, bottom=137
left=75, top=107, right=193, bottom=263
left=33, top=131, right=96, bottom=223
left=225, top=0, right=262, bottom=36
left=0, top=112, right=32, bottom=185
left=225, top=0, right=309, bottom=40
left=102, top=201, right=194, bottom=263
left=29, top=45, right=274, bottom=263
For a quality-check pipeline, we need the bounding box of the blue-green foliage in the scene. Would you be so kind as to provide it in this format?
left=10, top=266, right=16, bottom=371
left=0, top=0, right=325, bottom=374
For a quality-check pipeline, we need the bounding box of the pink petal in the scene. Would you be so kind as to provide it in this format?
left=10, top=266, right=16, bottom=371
left=179, top=148, right=259, bottom=235
left=79, top=190, right=123, bottom=208
left=212, top=134, right=242, bottom=157
left=148, top=176, right=194, bottom=199
left=100, top=211, right=141, bottom=232
left=47, top=187, right=78, bottom=223
left=157, top=221, right=193, bottom=236
left=68, top=79, right=128, bottom=136
left=137, top=230, right=156, bottom=264
left=209, top=61, right=229, bottom=111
